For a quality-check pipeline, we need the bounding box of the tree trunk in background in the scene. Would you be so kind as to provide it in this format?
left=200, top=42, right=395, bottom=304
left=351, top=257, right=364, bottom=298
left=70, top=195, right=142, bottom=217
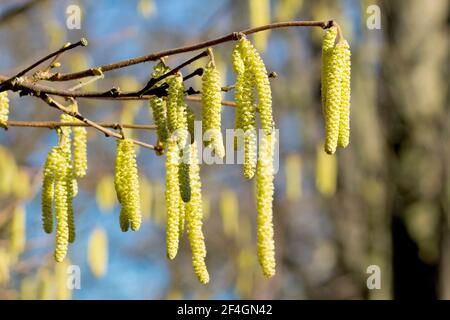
left=380, top=0, right=449, bottom=299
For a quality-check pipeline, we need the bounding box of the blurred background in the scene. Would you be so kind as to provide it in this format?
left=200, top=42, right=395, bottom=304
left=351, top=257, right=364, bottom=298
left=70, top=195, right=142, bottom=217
left=0, top=0, right=449, bottom=300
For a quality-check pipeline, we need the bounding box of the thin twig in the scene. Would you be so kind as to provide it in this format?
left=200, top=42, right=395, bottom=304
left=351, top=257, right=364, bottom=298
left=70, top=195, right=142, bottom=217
left=46, top=20, right=333, bottom=82
left=186, top=96, right=236, bottom=107
left=6, top=121, right=157, bottom=130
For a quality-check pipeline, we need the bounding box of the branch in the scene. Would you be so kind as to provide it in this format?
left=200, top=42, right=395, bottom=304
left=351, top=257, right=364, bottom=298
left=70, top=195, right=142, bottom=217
left=46, top=20, right=334, bottom=82
left=5, top=121, right=157, bottom=130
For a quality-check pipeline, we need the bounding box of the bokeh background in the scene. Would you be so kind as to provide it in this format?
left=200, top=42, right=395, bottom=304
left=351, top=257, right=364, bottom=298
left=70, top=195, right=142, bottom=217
left=0, top=0, right=449, bottom=300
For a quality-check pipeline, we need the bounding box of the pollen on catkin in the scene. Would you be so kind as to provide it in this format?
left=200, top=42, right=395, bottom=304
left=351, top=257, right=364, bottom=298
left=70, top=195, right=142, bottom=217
left=202, top=60, right=225, bottom=158
left=237, top=36, right=273, bottom=135
left=53, top=147, right=70, bottom=262
left=337, top=39, right=351, bottom=148
left=232, top=44, right=245, bottom=149
left=114, top=139, right=141, bottom=231
left=165, top=138, right=181, bottom=259
left=42, top=147, right=59, bottom=234
left=167, top=73, right=188, bottom=148
left=72, top=121, right=88, bottom=177
left=185, top=142, right=209, bottom=284
left=149, top=62, right=170, bottom=148
left=324, top=40, right=346, bottom=155
left=321, top=27, right=338, bottom=109
left=256, top=132, right=276, bottom=278
left=0, top=92, right=9, bottom=128
left=178, top=147, right=191, bottom=203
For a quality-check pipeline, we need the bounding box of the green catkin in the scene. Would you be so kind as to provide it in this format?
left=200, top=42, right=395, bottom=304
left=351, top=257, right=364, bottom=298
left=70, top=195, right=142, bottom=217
left=72, top=121, right=88, bottom=177
left=238, top=36, right=273, bottom=135
left=185, top=142, right=209, bottom=284
left=337, top=40, right=351, bottom=148
left=231, top=45, right=245, bottom=150
left=202, top=60, right=225, bottom=158
left=149, top=62, right=170, bottom=148
left=115, top=139, right=142, bottom=231
left=53, top=147, right=69, bottom=262
left=114, top=139, right=129, bottom=231
left=186, top=106, right=195, bottom=144
left=321, top=27, right=338, bottom=109
left=178, top=148, right=191, bottom=203
left=178, top=199, right=186, bottom=239
left=256, top=132, right=276, bottom=278
left=167, top=73, right=188, bottom=146
left=324, top=40, right=346, bottom=154
left=42, top=147, right=59, bottom=234
left=165, top=139, right=181, bottom=259
left=0, top=92, right=9, bottom=128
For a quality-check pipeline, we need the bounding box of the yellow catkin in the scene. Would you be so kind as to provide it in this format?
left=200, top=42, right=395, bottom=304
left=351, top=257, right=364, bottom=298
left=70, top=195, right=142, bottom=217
left=337, top=39, right=351, bottom=148
left=315, top=145, right=337, bottom=197
left=324, top=40, right=346, bottom=154
left=185, top=142, right=209, bottom=284
left=321, top=27, right=337, bottom=109
left=178, top=198, right=186, bottom=239
left=115, top=139, right=142, bottom=231
left=165, top=138, right=181, bottom=259
left=73, top=121, right=88, bottom=177
left=202, top=60, right=225, bottom=158
left=42, top=147, right=59, bottom=234
left=219, top=189, right=240, bottom=239
left=87, top=228, right=108, bottom=277
left=149, top=62, right=170, bottom=148
left=285, top=153, right=302, bottom=201
left=178, top=146, right=191, bottom=203
left=54, top=147, right=70, bottom=262
left=186, top=106, right=195, bottom=144
left=256, top=132, right=276, bottom=278
left=167, top=73, right=188, bottom=147
left=96, top=175, right=116, bottom=213
left=9, top=206, right=26, bottom=258
left=232, top=42, right=257, bottom=178
left=238, top=36, right=273, bottom=135
left=0, top=92, right=9, bottom=128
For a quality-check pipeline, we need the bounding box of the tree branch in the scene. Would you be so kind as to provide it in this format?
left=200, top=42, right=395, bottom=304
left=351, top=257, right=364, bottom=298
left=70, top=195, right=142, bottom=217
left=5, top=121, right=157, bottom=130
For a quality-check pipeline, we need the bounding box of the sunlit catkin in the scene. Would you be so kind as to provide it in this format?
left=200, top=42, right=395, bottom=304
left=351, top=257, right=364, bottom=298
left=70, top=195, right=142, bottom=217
left=232, top=44, right=245, bottom=139
left=167, top=73, right=188, bottom=148
left=87, top=228, right=108, bottom=278
left=149, top=62, right=170, bottom=147
left=42, top=147, right=59, bottom=234
left=256, top=132, right=276, bottom=277
left=114, top=139, right=141, bottom=231
left=202, top=60, right=225, bottom=158
left=337, top=40, right=351, bottom=148
left=0, top=92, right=9, bottom=128
left=165, top=138, right=181, bottom=259
left=321, top=27, right=337, bottom=109
left=324, top=40, right=346, bottom=154
left=73, top=121, right=87, bottom=177
left=53, top=147, right=69, bottom=262
left=185, top=142, right=209, bottom=284
left=238, top=36, right=273, bottom=135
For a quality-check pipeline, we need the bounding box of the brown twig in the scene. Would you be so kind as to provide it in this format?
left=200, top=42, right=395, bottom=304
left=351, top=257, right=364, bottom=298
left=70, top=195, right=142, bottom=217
left=6, top=121, right=157, bottom=130
left=45, top=21, right=333, bottom=82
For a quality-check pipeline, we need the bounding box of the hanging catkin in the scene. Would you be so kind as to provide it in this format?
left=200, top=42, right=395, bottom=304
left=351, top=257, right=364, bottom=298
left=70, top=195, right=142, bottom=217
left=232, top=41, right=257, bottom=178
left=114, top=139, right=142, bottom=231
left=185, top=142, right=209, bottom=284
left=0, top=92, right=9, bottom=128
left=53, top=147, right=70, bottom=262
left=73, top=120, right=88, bottom=177
left=237, top=36, right=273, bottom=135
left=165, top=138, right=181, bottom=259
left=321, top=27, right=337, bottom=109
left=167, top=73, right=188, bottom=147
left=202, top=58, right=225, bottom=158
left=149, top=61, right=170, bottom=148
left=42, top=147, right=59, bottom=234
left=324, top=39, right=347, bottom=154
left=256, top=132, right=276, bottom=278
left=337, top=39, right=351, bottom=148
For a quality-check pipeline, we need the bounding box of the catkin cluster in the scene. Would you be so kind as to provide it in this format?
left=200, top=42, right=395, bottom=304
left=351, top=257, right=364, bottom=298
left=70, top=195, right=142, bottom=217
left=202, top=60, right=225, bottom=158
left=114, top=139, right=142, bottom=232
left=321, top=28, right=351, bottom=154
left=0, top=92, right=9, bottom=128
left=231, top=36, right=277, bottom=277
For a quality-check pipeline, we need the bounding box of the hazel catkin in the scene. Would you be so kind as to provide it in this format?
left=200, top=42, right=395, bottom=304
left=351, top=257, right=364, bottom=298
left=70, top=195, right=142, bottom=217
left=72, top=121, right=88, bottom=178
left=42, top=147, right=59, bottom=234
left=321, top=27, right=337, bottom=109
left=202, top=60, right=225, bottom=158
left=337, top=40, right=351, bottom=148
left=149, top=62, right=170, bottom=148
left=185, top=142, right=209, bottom=284
left=256, top=132, right=276, bottom=278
